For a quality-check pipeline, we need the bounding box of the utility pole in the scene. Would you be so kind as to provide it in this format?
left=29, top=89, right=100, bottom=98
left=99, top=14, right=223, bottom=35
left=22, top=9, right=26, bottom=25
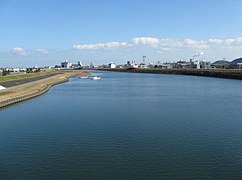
left=223, top=57, right=226, bottom=69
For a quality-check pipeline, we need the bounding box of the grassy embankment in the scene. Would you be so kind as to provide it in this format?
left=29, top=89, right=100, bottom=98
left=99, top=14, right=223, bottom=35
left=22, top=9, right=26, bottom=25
left=98, top=68, right=242, bottom=80
left=0, top=70, right=91, bottom=108
left=0, top=70, right=59, bottom=82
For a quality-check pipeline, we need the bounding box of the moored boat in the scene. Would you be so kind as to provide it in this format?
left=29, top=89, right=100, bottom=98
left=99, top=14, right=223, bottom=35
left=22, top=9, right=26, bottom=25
left=80, top=76, right=88, bottom=79
left=91, top=76, right=101, bottom=80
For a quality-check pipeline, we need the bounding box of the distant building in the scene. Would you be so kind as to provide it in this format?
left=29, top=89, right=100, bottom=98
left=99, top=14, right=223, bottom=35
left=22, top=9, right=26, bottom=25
left=7, top=67, right=26, bottom=75
left=139, top=63, right=147, bottom=68
left=162, top=62, right=176, bottom=69
left=26, top=67, right=41, bottom=73
left=12, top=68, right=20, bottom=72
left=147, top=63, right=155, bottom=68
left=61, top=61, right=72, bottom=68
left=108, top=62, right=116, bottom=68
left=201, top=61, right=211, bottom=69
left=78, top=61, right=82, bottom=66
left=176, top=60, right=191, bottom=68
left=90, top=62, right=94, bottom=68
left=71, top=61, right=82, bottom=69
left=211, top=60, right=230, bottom=69
left=126, top=60, right=138, bottom=68
left=116, top=64, right=124, bottom=68
left=194, top=61, right=201, bottom=69
left=237, top=63, right=242, bottom=69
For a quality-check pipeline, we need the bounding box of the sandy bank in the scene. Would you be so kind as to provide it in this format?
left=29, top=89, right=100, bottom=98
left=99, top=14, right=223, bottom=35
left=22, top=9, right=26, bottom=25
left=0, top=71, right=91, bottom=109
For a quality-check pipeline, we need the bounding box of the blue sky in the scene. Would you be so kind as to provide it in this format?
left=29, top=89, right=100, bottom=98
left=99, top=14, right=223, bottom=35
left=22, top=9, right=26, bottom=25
left=0, top=0, right=242, bottom=67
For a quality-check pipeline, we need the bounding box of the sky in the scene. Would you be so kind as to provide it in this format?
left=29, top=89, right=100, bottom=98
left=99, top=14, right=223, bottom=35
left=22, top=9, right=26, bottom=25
left=0, top=0, right=242, bottom=67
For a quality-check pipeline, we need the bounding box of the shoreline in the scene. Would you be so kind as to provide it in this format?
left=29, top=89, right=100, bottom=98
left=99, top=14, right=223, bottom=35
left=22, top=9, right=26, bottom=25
left=0, top=71, right=91, bottom=109
left=97, top=68, right=242, bottom=80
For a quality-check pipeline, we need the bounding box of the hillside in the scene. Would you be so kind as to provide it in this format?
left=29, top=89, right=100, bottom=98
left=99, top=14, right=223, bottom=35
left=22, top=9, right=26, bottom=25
left=212, top=60, right=230, bottom=65
left=231, top=57, right=242, bottom=64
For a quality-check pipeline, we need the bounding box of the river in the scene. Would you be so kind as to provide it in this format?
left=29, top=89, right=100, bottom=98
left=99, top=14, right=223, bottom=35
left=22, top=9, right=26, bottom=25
left=1, top=71, right=242, bottom=179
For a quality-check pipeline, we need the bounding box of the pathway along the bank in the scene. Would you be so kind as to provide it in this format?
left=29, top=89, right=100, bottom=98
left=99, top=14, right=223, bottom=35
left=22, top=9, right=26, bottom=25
left=0, top=72, right=61, bottom=88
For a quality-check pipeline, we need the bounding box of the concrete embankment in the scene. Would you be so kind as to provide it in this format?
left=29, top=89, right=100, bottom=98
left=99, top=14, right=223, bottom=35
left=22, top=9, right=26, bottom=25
left=0, top=71, right=91, bottom=109
left=0, top=77, right=68, bottom=108
left=98, top=68, right=242, bottom=80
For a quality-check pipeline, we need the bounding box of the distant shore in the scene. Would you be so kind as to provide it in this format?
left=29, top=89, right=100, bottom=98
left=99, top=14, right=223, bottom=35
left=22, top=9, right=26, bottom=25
left=0, top=71, right=91, bottom=109
left=97, top=68, right=242, bottom=80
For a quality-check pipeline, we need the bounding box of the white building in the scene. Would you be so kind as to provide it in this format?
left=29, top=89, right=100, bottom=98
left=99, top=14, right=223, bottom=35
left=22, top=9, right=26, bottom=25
left=126, top=60, right=138, bottom=68
left=108, top=62, right=116, bottom=68
left=201, top=61, right=211, bottom=69
left=139, top=63, right=147, bottom=68
left=194, top=61, right=201, bottom=69
left=12, top=68, right=20, bottom=72
left=162, top=62, right=176, bottom=69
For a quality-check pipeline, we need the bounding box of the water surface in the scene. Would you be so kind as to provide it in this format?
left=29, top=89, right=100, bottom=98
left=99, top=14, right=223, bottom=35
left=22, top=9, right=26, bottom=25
left=1, top=71, right=242, bottom=179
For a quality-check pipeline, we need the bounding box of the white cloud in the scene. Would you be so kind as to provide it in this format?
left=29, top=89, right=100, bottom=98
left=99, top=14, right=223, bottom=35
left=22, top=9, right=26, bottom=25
left=132, top=37, right=160, bottom=46
left=208, top=38, right=223, bottom=44
left=131, top=37, right=209, bottom=50
left=236, top=37, right=242, bottom=43
left=161, top=47, right=170, bottom=51
left=73, top=42, right=128, bottom=50
left=183, top=39, right=209, bottom=49
left=225, top=37, right=242, bottom=45
left=72, top=36, right=242, bottom=55
left=12, top=47, right=29, bottom=56
left=155, top=47, right=171, bottom=54
left=159, top=39, right=183, bottom=48
left=73, top=37, right=210, bottom=52
left=183, top=38, right=197, bottom=46
left=225, top=38, right=236, bottom=45
left=36, top=48, right=48, bottom=54
left=223, top=37, right=242, bottom=50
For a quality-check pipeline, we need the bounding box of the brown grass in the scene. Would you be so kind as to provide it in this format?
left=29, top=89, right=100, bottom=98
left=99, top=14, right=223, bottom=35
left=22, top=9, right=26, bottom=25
left=79, top=71, right=92, bottom=76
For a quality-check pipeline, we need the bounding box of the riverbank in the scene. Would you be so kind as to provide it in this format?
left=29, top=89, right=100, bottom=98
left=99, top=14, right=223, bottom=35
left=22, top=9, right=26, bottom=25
left=0, top=71, right=91, bottom=109
left=0, top=72, right=61, bottom=88
left=0, top=70, right=59, bottom=82
left=98, top=68, right=242, bottom=80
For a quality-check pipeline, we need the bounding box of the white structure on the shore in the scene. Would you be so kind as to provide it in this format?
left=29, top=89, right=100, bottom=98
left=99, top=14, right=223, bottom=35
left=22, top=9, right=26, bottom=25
left=162, top=62, right=176, bottom=69
left=12, top=68, right=20, bottom=72
left=108, top=62, right=116, bottom=68
left=194, top=61, right=211, bottom=69
left=194, top=61, right=201, bottom=69
left=139, top=63, right=147, bottom=68
left=126, top=60, right=138, bottom=68
left=0, top=85, right=6, bottom=90
left=201, top=61, right=211, bottom=69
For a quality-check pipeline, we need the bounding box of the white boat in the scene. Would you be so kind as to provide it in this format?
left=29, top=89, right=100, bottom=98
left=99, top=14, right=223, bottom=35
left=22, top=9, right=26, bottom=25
left=91, top=76, right=101, bottom=80
left=80, top=76, right=88, bottom=79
